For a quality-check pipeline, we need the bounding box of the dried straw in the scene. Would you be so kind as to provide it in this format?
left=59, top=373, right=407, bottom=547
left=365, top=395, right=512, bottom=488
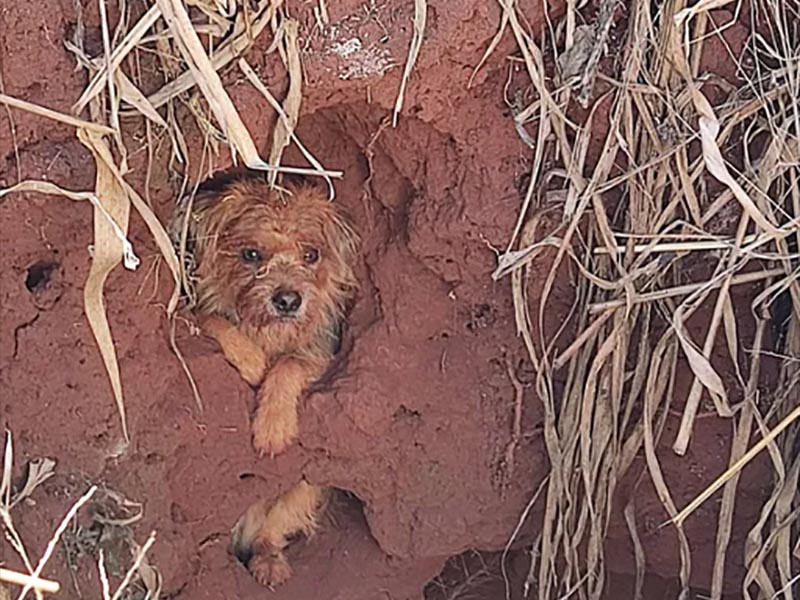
left=480, top=0, right=800, bottom=596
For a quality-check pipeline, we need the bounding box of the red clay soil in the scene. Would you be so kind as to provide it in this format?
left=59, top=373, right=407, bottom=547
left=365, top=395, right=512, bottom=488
left=0, top=1, right=774, bottom=599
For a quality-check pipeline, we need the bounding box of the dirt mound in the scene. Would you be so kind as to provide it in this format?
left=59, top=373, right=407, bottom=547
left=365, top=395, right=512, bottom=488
left=0, top=1, right=773, bottom=598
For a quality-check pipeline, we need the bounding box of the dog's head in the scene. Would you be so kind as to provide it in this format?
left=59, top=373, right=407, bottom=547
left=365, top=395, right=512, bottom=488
left=184, top=175, right=358, bottom=342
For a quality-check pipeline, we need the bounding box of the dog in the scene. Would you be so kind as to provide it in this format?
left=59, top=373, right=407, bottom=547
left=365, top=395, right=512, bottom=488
left=174, top=172, right=358, bottom=586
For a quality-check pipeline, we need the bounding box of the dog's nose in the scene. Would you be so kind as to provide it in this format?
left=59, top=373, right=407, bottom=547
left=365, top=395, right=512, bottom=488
left=271, top=289, right=302, bottom=315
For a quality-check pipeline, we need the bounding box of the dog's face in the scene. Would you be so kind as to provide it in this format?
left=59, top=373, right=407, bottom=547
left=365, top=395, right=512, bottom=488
left=187, top=177, right=358, bottom=345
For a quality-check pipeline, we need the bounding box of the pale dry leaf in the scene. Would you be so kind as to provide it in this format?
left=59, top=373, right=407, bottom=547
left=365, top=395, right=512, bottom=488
left=111, top=530, right=157, bottom=600
left=115, top=70, right=168, bottom=128
left=156, top=0, right=260, bottom=163
left=468, top=0, right=510, bottom=87
left=238, top=59, right=339, bottom=196
left=0, top=180, right=139, bottom=269
left=674, top=311, right=733, bottom=455
left=145, top=0, right=283, bottom=109
left=674, top=400, right=800, bottom=525
left=643, top=342, right=692, bottom=597
left=513, top=119, right=536, bottom=148
left=316, top=0, right=329, bottom=24
left=0, top=519, right=39, bottom=600
left=721, top=293, right=743, bottom=384
left=492, top=237, right=564, bottom=280
left=98, top=551, right=112, bottom=600
left=771, top=453, right=799, bottom=594
left=742, top=406, right=786, bottom=597
left=673, top=318, right=730, bottom=413
left=674, top=213, right=751, bottom=456
left=77, top=127, right=134, bottom=444
left=97, top=0, right=123, bottom=171
left=623, top=501, right=645, bottom=600
left=82, top=128, right=182, bottom=316
left=136, top=556, right=162, bottom=600
left=393, top=0, right=426, bottom=126
left=681, top=87, right=779, bottom=236
left=9, top=458, right=56, bottom=509
left=268, top=19, right=302, bottom=185
left=18, top=486, right=97, bottom=600
left=1, top=432, right=12, bottom=507
left=711, top=324, right=763, bottom=596
left=588, top=269, right=784, bottom=314
left=674, top=0, right=736, bottom=27
left=0, top=571, right=58, bottom=597
left=156, top=0, right=337, bottom=179
left=72, top=4, right=162, bottom=115
left=0, top=93, right=114, bottom=135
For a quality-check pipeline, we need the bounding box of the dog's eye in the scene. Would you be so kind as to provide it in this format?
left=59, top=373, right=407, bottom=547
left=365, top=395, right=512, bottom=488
left=240, top=248, right=263, bottom=263
left=303, top=247, right=320, bottom=265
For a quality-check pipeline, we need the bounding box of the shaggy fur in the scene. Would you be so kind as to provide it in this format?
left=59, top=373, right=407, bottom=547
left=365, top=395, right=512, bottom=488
left=186, top=174, right=357, bottom=454
left=179, top=173, right=358, bottom=586
left=231, top=481, right=327, bottom=587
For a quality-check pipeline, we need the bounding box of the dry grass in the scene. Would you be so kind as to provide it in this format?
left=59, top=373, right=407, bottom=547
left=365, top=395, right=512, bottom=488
left=479, top=0, right=800, bottom=598
left=0, top=432, right=158, bottom=598
left=393, top=0, right=427, bottom=126
left=428, top=551, right=497, bottom=600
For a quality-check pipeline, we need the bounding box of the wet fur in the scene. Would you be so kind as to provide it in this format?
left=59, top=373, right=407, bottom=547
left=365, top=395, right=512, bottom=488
left=181, top=174, right=358, bottom=586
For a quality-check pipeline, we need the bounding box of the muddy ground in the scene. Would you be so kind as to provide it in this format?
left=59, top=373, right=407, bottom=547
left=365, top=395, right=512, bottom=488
left=0, top=0, right=774, bottom=598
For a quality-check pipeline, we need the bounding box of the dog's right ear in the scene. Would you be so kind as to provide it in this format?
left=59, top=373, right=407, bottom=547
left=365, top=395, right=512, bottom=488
left=170, top=169, right=263, bottom=253
left=169, top=187, right=222, bottom=259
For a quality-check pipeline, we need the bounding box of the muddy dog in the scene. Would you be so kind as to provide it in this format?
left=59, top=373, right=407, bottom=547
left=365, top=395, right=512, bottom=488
left=174, top=173, right=358, bottom=586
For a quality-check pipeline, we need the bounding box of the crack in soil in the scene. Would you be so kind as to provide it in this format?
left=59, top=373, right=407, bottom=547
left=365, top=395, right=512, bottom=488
left=12, top=313, right=39, bottom=359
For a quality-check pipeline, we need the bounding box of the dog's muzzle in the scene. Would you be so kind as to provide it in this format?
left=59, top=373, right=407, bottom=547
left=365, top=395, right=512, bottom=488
left=271, top=289, right=302, bottom=315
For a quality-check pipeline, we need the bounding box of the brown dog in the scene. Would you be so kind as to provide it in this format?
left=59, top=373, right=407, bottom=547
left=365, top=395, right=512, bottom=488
left=175, top=173, right=358, bottom=585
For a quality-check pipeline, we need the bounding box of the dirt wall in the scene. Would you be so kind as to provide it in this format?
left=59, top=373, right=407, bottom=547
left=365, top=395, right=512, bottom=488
left=0, top=1, right=772, bottom=598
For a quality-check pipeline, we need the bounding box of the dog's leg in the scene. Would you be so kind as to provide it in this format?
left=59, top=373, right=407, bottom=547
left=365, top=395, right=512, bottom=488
left=232, top=481, right=326, bottom=587
left=252, top=356, right=323, bottom=456
left=200, top=315, right=267, bottom=387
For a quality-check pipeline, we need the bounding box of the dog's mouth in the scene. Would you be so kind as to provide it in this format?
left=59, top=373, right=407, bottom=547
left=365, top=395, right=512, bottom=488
left=271, top=312, right=302, bottom=322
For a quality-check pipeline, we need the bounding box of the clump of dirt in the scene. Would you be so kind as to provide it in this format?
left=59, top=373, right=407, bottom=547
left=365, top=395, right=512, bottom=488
left=0, top=0, right=775, bottom=598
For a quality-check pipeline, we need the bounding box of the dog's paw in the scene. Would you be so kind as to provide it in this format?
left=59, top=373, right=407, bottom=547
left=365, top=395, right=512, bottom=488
left=200, top=315, right=266, bottom=386
left=237, top=356, right=266, bottom=388
left=252, top=405, right=299, bottom=456
left=249, top=552, right=292, bottom=588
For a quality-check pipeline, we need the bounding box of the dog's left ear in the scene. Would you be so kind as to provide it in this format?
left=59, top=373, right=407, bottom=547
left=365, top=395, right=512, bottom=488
left=322, top=207, right=359, bottom=286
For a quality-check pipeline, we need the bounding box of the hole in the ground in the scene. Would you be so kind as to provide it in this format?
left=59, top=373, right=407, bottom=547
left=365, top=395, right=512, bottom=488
left=25, top=260, right=59, bottom=293
left=184, top=104, right=396, bottom=588
left=392, top=404, right=421, bottom=421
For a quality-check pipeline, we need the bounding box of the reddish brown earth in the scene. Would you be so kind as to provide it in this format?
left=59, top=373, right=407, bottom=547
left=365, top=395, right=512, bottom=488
left=0, top=1, right=774, bottom=599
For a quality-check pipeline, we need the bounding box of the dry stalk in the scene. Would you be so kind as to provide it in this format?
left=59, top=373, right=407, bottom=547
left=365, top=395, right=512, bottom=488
left=484, top=0, right=800, bottom=597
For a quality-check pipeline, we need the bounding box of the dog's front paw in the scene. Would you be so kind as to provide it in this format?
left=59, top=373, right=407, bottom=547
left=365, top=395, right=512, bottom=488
left=199, top=315, right=267, bottom=386
left=237, top=356, right=266, bottom=388
left=252, top=405, right=298, bottom=456
left=249, top=552, right=292, bottom=588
